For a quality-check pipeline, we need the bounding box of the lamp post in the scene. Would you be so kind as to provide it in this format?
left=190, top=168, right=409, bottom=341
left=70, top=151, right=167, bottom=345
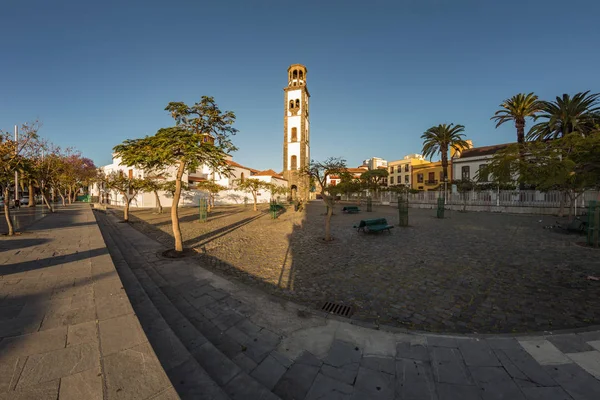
left=14, top=125, right=18, bottom=208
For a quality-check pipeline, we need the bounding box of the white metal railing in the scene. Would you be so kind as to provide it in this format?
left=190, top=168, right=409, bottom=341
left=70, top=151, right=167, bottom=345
left=338, top=190, right=599, bottom=209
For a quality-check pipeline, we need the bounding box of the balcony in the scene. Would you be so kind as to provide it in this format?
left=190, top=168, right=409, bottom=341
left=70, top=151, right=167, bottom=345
left=425, top=180, right=438, bottom=185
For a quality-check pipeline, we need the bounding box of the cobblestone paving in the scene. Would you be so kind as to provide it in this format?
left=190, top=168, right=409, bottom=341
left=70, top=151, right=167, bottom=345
left=120, top=202, right=600, bottom=334
left=99, top=210, right=600, bottom=400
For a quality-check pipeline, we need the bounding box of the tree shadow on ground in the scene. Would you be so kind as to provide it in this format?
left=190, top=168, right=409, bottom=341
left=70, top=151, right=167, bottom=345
left=0, top=238, right=52, bottom=253
left=0, top=247, right=109, bottom=276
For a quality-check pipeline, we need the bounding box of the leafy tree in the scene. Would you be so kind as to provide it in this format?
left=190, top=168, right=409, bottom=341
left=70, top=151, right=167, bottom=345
left=114, top=96, right=238, bottom=253
left=528, top=91, right=600, bottom=140
left=195, top=180, right=228, bottom=211
left=0, top=123, right=39, bottom=235
left=300, top=158, right=347, bottom=241
left=360, top=169, right=388, bottom=193
left=482, top=134, right=600, bottom=217
left=139, top=173, right=168, bottom=214
left=235, top=178, right=270, bottom=211
left=453, top=178, right=476, bottom=212
left=98, top=170, right=144, bottom=222
left=421, top=123, right=469, bottom=185
left=268, top=183, right=288, bottom=202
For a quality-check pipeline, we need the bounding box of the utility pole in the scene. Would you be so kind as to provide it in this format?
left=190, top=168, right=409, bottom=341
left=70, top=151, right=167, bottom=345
left=14, top=125, right=18, bottom=207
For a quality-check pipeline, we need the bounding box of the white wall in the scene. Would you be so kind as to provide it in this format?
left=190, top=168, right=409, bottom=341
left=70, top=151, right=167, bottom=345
left=452, top=155, right=494, bottom=182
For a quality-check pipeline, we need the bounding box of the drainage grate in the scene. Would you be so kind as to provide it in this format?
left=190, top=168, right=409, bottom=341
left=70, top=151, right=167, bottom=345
left=321, top=302, right=354, bottom=317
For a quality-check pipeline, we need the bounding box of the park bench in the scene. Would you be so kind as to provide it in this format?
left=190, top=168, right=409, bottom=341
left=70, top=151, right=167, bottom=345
left=342, top=206, right=361, bottom=214
left=353, top=218, right=394, bottom=234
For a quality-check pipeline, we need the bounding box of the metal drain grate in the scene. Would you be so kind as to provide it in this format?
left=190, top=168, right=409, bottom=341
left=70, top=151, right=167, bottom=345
left=321, top=302, right=354, bottom=317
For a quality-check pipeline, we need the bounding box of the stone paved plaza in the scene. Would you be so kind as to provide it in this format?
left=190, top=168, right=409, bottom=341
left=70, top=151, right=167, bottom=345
left=1, top=204, right=600, bottom=399
left=121, top=201, right=600, bottom=334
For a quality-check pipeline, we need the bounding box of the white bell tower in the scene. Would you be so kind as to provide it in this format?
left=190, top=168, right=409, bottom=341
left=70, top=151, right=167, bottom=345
left=283, top=64, right=310, bottom=200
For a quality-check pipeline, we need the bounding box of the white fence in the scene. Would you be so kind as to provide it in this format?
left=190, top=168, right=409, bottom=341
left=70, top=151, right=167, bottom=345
left=339, top=190, right=599, bottom=215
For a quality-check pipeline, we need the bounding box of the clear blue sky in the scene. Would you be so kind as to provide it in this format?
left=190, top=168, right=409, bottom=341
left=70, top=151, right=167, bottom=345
left=1, top=0, right=598, bottom=170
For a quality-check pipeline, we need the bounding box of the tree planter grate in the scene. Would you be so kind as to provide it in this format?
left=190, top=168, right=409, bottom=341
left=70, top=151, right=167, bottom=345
left=321, top=302, right=354, bottom=317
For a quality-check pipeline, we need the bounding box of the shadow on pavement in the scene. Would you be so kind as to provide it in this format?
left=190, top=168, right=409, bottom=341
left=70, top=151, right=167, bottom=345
left=0, top=247, right=109, bottom=276
left=0, top=238, right=52, bottom=253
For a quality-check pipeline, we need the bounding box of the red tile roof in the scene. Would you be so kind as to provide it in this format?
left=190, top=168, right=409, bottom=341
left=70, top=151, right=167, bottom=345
left=226, top=159, right=260, bottom=173
left=255, top=169, right=286, bottom=180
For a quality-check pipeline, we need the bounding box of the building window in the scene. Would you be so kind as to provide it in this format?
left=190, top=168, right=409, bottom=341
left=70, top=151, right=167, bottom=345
left=462, top=166, right=470, bottom=180
left=404, top=164, right=409, bottom=172
left=128, top=169, right=133, bottom=179
left=291, top=127, right=297, bottom=142
left=405, top=175, right=409, bottom=184
left=417, top=173, right=423, bottom=183
left=291, top=155, right=297, bottom=170
left=289, top=100, right=294, bottom=109
left=478, top=164, right=488, bottom=182
left=293, top=70, right=297, bottom=79
left=390, top=176, right=394, bottom=184
left=240, top=172, right=245, bottom=183
left=299, top=71, right=303, bottom=80
left=389, top=167, right=393, bottom=173
left=295, top=99, right=300, bottom=108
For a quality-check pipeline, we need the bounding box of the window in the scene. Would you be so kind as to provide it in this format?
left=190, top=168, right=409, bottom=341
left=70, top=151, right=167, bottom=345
left=293, top=70, right=298, bottom=79
left=405, top=175, right=409, bottom=184
left=417, top=173, right=423, bottom=183
left=390, top=176, right=394, bottom=184
left=291, top=127, right=297, bottom=142
left=299, top=71, right=303, bottom=80
left=439, top=171, right=444, bottom=181
left=289, top=100, right=294, bottom=109
left=478, top=164, right=488, bottom=182
left=128, top=169, right=133, bottom=179
left=389, top=167, right=393, bottom=174
left=462, top=166, right=470, bottom=180
left=404, top=164, right=409, bottom=172
left=240, top=172, right=245, bottom=183
left=428, top=172, right=435, bottom=182
left=295, top=99, right=300, bottom=108
left=291, top=155, right=297, bottom=170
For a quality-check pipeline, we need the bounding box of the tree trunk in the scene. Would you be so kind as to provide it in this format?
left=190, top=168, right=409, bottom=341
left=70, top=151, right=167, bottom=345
left=557, top=192, right=565, bottom=217
left=4, top=187, right=14, bottom=236
left=28, top=181, right=35, bottom=207
left=252, top=192, right=258, bottom=211
left=67, top=188, right=72, bottom=204
left=324, top=196, right=334, bottom=241
left=60, top=193, right=66, bottom=206
left=153, top=190, right=163, bottom=214
left=122, top=193, right=130, bottom=222
left=41, top=190, right=54, bottom=212
left=515, top=119, right=526, bottom=190
left=171, top=160, right=186, bottom=252
left=72, top=189, right=78, bottom=203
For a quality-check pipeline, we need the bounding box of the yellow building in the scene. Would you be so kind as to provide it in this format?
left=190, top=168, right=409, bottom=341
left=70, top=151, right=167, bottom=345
left=387, top=154, right=430, bottom=187
left=411, top=161, right=449, bottom=191
left=411, top=141, right=473, bottom=191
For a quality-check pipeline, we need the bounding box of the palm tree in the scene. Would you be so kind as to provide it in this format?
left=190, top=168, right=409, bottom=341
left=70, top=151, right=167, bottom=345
left=491, top=93, right=544, bottom=190
left=528, top=91, right=600, bottom=140
left=491, top=92, right=543, bottom=145
left=421, top=123, right=469, bottom=182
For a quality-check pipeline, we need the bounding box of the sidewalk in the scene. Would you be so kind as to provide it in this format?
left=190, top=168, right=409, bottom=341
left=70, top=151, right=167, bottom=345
left=0, top=204, right=174, bottom=400
left=96, top=209, right=600, bottom=400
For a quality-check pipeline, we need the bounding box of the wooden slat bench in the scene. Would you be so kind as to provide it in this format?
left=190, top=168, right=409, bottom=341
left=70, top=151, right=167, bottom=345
left=353, top=218, right=394, bottom=234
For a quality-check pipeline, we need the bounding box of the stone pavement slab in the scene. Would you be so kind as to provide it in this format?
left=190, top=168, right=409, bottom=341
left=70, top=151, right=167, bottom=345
left=0, top=205, right=175, bottom=400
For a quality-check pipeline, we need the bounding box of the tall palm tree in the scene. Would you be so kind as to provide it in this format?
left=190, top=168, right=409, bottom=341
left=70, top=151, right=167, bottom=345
left=491, top=92, right=543, bottom=145
left=528, top=91, right=600, bottom=140
left=421, top=123, right=469, bottom=182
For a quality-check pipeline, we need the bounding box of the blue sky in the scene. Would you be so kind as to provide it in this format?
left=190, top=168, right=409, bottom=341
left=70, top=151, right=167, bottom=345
left=1, top=0, right=598, bottom=170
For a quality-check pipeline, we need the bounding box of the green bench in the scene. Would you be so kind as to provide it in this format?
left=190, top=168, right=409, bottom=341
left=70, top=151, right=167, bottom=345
left=342, top=206, right=361, bottom=214
left=353, top=218, right=394, bottom=234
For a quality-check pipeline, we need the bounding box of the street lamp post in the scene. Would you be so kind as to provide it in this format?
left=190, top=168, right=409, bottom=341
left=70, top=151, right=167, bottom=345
left=14, top=125, right=18, bottom=207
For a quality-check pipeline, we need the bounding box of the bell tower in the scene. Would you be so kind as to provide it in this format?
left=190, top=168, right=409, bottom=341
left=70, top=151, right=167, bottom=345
left=283, top=64, right=310, bottom=201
